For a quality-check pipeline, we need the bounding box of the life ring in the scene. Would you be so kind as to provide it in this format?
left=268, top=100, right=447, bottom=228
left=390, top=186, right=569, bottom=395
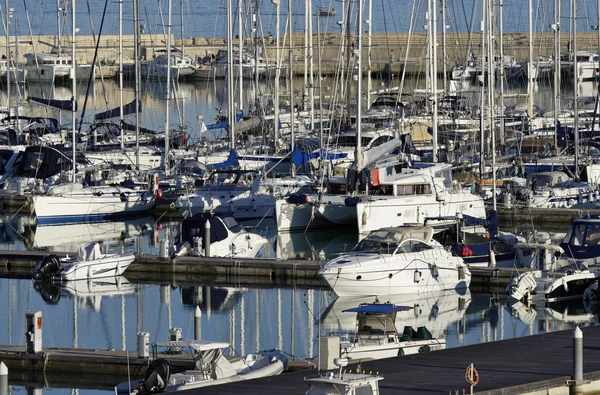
left=465, top=364, right=479, bottom=386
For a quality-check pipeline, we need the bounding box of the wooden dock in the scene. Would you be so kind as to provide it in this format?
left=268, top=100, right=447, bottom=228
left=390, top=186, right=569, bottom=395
left=3, top=326, right=600, bottom=393
left=182, top=325, right=600, bottom=395
left=0, top=248, right=531, bottom=292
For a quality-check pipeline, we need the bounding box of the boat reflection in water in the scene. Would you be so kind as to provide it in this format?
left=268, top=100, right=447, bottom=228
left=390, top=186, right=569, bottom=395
left=506, top=298, right=596, bottom=330
left=180, top=285, right=246, bottom=315
left=321, top=290, right=471, bottom=361
left=33, top=275, right=134, bottom=309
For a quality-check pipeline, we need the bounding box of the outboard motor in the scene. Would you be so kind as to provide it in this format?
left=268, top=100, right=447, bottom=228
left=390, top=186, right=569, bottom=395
left=134, top=359, right=171, bottom=395
left=33, top=254, right=62, bottom=281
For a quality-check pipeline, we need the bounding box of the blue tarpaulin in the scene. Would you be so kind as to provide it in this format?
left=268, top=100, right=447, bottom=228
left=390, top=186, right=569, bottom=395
left=343, top=303, right=411, bottom=314
left=213, top=149, right=238, bottom=169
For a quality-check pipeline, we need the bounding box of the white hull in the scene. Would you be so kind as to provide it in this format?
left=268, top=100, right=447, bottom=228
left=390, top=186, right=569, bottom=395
left=33, top=184, right=155, bottom=224
left=60, top=254, right=135, bottom=281
left=342, top=338, right=446, bottom=360
left=319, top=249, right=471, bottom=298
left=356, top=192, right=486, bottom=234
left=275, top=199, right=334, bottom=232
left=176, top=192, right=276, bottom=220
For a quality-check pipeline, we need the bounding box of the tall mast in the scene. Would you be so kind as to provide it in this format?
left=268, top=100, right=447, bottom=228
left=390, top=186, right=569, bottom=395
left=573, top=0, right=579, bottom=177
left=441, top=0, right=447, bottom=92
left=288, top=0, right=294, bottom=159
left=431, top=0, right=438, bottom=162
left=272, top=0, right=280, bottom=150
left=134, top=0, right=141, bottom=168
left=553, top=0, right=560, bottom=148
left=479, top=0, right=486, bottom=179
left=527, top=0, right=533, bottom=119
left=498, top=0, right=505, bottom=149
left=356, top=0, right=363, bottom=170
left=488, top=0, right=496, bottom=211
left=164, top=0, right=172, bottom=176
left=5, top=0, right=10, bottom=115
left=71, top=0, right=76, bottom=181
left=227, top=0, right=235, bottom=149
left=308, top=0, right=314, bottom=129
left=57, top=0, right=62, bottom=56
left=366, top=0, right=372, bottom=109
left=238, top=0, right=243, bottom=114
left=119, top=0, right=124, bottom=149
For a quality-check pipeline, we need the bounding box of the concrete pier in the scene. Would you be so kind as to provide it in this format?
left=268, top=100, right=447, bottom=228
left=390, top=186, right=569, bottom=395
left=3, top=32, right=597, bottom=78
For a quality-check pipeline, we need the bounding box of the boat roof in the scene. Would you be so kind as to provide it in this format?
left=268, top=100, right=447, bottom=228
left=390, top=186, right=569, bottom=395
left=366, top=226, right=434, bottom=243
left=305, top=373, right=384, bottom=386
left=343, top=303, right=411, bottom=314
left=574, top=215, right=600, bottom=223
left=153, top=339, right=230, bottom=352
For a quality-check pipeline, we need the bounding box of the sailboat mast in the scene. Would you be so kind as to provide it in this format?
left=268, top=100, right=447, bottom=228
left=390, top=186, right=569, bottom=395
left=134, top=0, right=141, bottom=169
left=366, top=0, right=372, bottom=110
left=479, top=0, right=485, bottom=180
left=573, top=0, right=579, bottom=177
left=431, top=0, right=438, bottom=162
left=238, top=0, right=243, bottom=114
left=71, top=0, right=76, bottom=181
left=227, top=0, right=235, bottom=149
left=165, top=0, right=172, bottom=176
left=119, top=0, right=124, bottom=150
left=553, top=0, right=560, bottom=147
left=498, top=0, right=505, bottom=148
left=356, top=0, right=363, bottom=170
left=441, top=0, right=447, bottom=92
left=527, top=0, right=533, bottom=119
left=288, top=0, right=294, bottom=155
left=488, top=0, right=496, bottom=211
left=57, top=0, right=62, bottom=56
left=273, top=0, right=280, bottom=151
left=5, top=0, right=10, bottom=117
left=308, top=0, right=314, bottom=129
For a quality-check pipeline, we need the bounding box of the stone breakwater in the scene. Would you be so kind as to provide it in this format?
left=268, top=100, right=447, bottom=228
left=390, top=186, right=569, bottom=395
left=3, top=32, right=595, bottom=77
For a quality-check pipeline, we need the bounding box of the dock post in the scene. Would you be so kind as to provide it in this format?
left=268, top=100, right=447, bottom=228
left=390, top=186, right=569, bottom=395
left=194, top=306, right=202, bottom=340
left=159, top=240, right=168, bottom=258
left=204, top=220, right=211, bottom=257
left=572, top=326, right=584, bottom=394
left=0, top=362, right=7, bottom=395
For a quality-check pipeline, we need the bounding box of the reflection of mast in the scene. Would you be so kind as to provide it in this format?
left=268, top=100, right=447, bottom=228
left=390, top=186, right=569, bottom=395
left=308, top=290, right=314, bottom=358
left=291, top=290, right=295, bottom=355
left=8, top=280, right=12, bottom=345
left=277, top=289, right=282, bottom=350
left=255, top=290, right=259, bottom=351
left=240, top=293, right=245, bottom=356
left=121, top=295, right=126, bottom=350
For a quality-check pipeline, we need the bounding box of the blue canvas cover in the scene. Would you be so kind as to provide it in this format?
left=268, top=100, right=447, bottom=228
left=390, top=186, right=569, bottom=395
left=343, top=304, right=411, bottom=314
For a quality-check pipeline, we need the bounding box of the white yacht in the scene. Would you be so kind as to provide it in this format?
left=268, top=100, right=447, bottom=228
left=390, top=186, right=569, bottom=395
left=174, top=169, right=311, bottom=220
left=141, top=54, right=196, bottom=81
left=337, top=303, right=446, bottom=361
left=33, top=182, right=155, bottom=224
left=318, top=226, right=471, bottom=297
left=172, top=213, right=269, bottom=258
left=24, top=52, right=94, bottom=82
left=305, top=358, right=383, bottom=395
left=33, top=242, right=134, bottom=281
left=355, top=162, right=486, bottom=234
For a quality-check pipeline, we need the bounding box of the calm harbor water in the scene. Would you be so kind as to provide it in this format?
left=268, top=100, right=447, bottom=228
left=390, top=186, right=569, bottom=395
left=6, top=0, right=600, bottom=38
left=0, top=213, right=596, bottom=394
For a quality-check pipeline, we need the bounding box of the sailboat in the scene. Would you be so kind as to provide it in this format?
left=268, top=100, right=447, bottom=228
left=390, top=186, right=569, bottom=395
left=31, top=0, right=155, bottom=224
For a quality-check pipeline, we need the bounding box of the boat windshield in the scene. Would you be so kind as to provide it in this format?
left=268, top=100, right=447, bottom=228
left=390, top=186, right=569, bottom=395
left=564, top=223, right=600, bottom=247
left=353, top=230, right=403, bottom=254
left=221, top=216, right=243, bottom=233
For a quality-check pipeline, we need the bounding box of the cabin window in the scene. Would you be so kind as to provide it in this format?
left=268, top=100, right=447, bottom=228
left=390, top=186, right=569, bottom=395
left=369, top=135, right=393, bottom=147
left=355, top=385, right=374, bottom=395
left=584, top=224, right=600, bottom=246
left=572, top=224, right=586, bottom=246
left=328, top=183, right=346, bottom=194
left=396, top=184, right=430, bottom=195
left=371, top=185, right=393, bottom=196
left=397, top=240, right=433, bottom=254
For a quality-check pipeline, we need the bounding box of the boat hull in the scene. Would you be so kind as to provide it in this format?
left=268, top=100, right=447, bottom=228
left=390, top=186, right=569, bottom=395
left=60, top=254, right=135, bottom=281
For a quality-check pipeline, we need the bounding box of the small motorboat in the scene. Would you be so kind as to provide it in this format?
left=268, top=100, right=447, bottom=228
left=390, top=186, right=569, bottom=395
left=172, top=213, right=268, bottom=258
left=337, top=303, right=445, bottom=360
left=116, top=339, right=286, bottom=394
left=317, top=226, right=471, bottom=297
left=304, top=358, right=383, bottom=395
left=33, top=242, right=134, bottom=281
left=505, top=262, right=600, bottom=303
